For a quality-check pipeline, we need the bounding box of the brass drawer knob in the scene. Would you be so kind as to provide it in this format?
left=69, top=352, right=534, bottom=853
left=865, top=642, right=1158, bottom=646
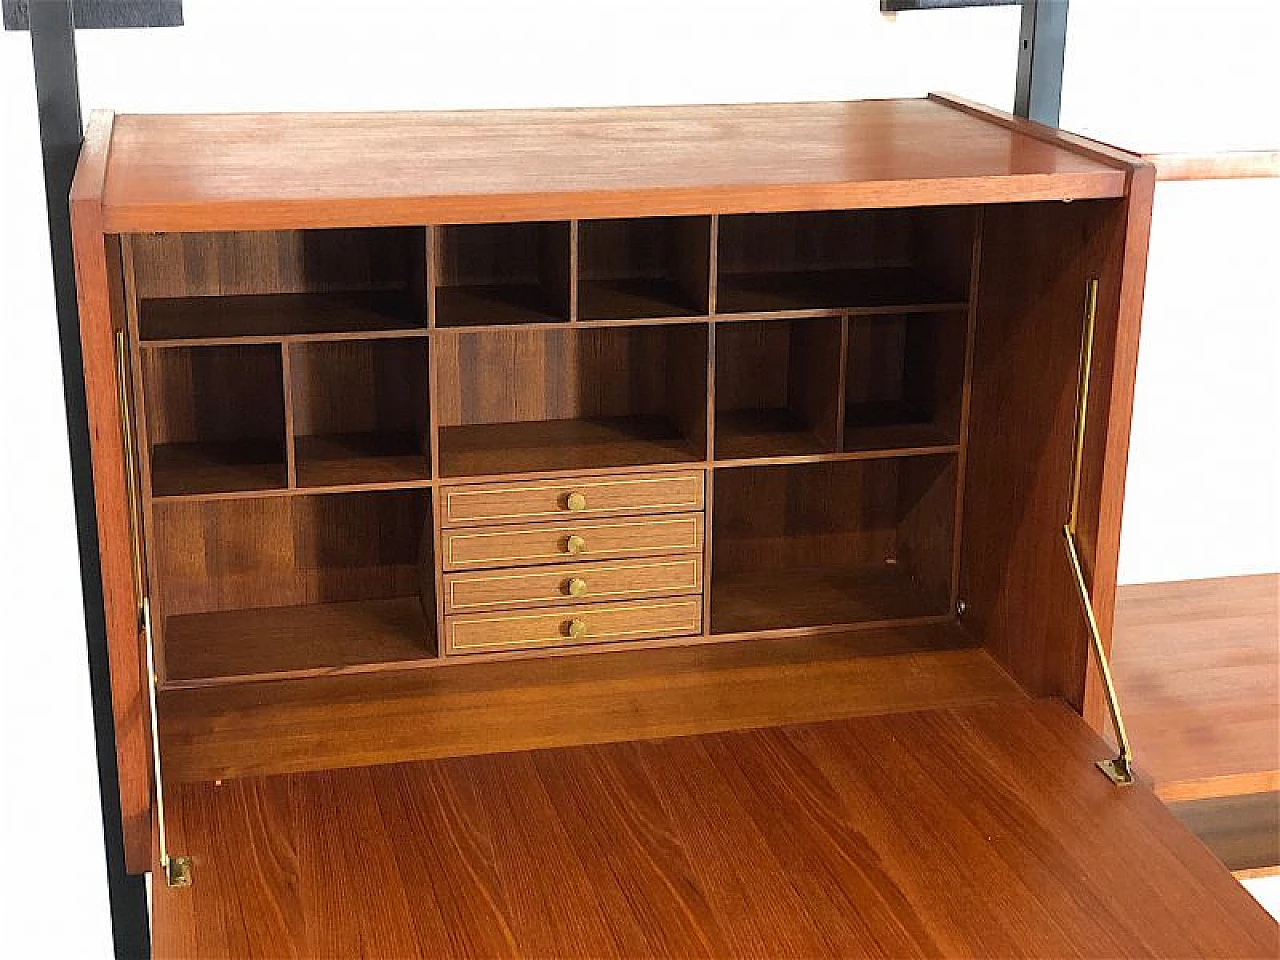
left=565, top=491, right=587, bottom=512
left=565, top=618, right=588, bottom=640
left=565, top=534, right=586, bottom=555
left=566, top=577, right=588, bottom=597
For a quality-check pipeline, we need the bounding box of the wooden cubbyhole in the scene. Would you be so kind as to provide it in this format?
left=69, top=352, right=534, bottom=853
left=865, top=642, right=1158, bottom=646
left=153, top=489, right=436, bottom=686
left=578, top=217, right=712, bottom=319
left=289, top=338, right=430, bottom=488
left=714, top=318, right=843, bottom=460
left=435, top=325, right=709, bottom=477
left=844, top=311, right=966, bottom=452
left=142, top=344, right=288, bottom=497
left=716, top=208, right=974, bottom=314
left=129, top=228, right=427, bottom=342
left=432, top=221, right=572, bottom=327
left=710, top=457, right=956, bottom=635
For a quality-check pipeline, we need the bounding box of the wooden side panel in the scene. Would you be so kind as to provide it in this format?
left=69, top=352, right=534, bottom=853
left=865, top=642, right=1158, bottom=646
left=1082, top=164, right=1156, bottom=731
left=71, top=112, right=152, bottom=873
left=961, top=198, right=1130, bottom=705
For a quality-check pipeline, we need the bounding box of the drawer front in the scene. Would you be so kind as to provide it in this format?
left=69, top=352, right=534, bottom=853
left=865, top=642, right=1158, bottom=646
left=441, top=513, right=704, bottom=572
left=443, top=555, right=703, bottom=614
left=445, top=597, right=703, bottom=655
left=440, top=471, right=705, bottom=527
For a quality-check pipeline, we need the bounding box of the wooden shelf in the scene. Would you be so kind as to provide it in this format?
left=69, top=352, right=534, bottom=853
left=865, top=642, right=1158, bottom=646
left=151, top=440, right=287, bottom=497
left=1112, top=575, right=1279, bottom=802
left=157, top=621, right=1017, bottom=781
left=139, top=291, right=423, bottom=342
left=843, top=400, right=958, bottom=452
left=294, top=432, right=428, bottom=488
left=717, top=268, right=960, bottom=315
left=434, top=283, right=568, bottom=327
left=162, top=597, right=434, bottom=687
left=578, top=277, right=705, bottom=320
left=711, top=564, right=945, bottom=635
left=715, top=408, right=830, bottom=460
left=439, top=416, right=703, bottom=478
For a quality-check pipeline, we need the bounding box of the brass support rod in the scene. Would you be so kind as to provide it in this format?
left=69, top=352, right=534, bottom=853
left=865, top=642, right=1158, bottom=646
left=115, top=332, right=191, bottom=886
left=1063, top=280, right=1135, bottom=786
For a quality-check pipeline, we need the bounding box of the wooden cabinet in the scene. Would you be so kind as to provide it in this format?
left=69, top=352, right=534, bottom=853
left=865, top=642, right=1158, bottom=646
left=73, top=96, right=1277, bottom=955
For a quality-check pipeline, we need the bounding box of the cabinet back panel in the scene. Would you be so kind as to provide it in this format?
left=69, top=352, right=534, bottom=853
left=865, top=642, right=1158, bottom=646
left=846, top=312, right=966, bottom=439
left=713, top=462, right=900, bottom=575
left=128, top=228, right=422, bottom=298
left=142, top=344, right=285, bottom=446
left=718, top=210, right=912, bottom=274
left=153, top=491, right=429, bottom=617
left=435, top=326, right=708, bottom=434
left=289, top=339, right=429, bottom=439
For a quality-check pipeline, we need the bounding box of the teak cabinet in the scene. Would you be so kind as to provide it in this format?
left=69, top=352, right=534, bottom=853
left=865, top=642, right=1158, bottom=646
left=72, top=97, right=1277, bottom=956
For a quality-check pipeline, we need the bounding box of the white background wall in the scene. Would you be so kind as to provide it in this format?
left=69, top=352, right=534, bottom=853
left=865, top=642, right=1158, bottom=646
left=1, top=3, right=1274, bottom=956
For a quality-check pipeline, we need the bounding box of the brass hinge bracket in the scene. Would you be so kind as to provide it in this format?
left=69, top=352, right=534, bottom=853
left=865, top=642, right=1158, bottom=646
left=1064, top=280, right=1135, bottom=787
left=117, top=331, right=193, bottom=886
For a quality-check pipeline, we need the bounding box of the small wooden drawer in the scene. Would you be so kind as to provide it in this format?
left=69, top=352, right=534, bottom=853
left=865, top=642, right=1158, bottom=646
left=443, top=555, right=703, bottom=614
left=441, top=513, right=704, bottom=572
left=440, top=471, right=705, bottom=527
left=445, top=597, right=703, bottom=655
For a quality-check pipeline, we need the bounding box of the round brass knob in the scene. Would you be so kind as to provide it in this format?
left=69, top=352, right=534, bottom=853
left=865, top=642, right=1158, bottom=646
left=565, top=492, right=587, bottom=512
left=565, top=534, right=586, bottom=555
left=565, top=618, right=588, bottom=640
left=566, top=577, right=588, bottom=597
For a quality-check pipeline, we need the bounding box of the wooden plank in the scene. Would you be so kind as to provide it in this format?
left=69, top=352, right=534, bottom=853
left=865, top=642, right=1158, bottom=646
left=151, top=700, right=1277, bottom=958
left=99, top=99, right=1127, bottom=231
left=158, top=624, right=1022, bottom=783
left=1169, top=792, right=1280, bottom=875
left=1112, top=575, right=1280, bottom=802
left=1146, top=150, right=1280, bottom=181
left=70, top=110, right=153, bottom=874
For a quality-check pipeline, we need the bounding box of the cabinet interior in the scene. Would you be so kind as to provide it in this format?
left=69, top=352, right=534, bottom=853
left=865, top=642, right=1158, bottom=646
left=122, top=200, right=1116, bottom=732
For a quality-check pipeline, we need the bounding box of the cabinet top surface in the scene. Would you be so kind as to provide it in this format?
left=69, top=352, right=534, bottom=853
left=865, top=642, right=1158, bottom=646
left=85, top=97, right=1134, bottom=231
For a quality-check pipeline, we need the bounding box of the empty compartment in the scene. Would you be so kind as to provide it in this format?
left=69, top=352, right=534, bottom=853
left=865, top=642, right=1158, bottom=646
left=436, top=325, right=708, bottom=476
left=433, top=221, right=571, bottom=326
left=152, top=489, right=435, bottom=685
left=711, top=457, right=956, bottom=634
left=289, top=339, right=430, bottom=487
left=130, top=228, right=426, bottom=340
left=715, top=318, right=843, bottom=459
left=142, top=344, right=287, bottom=496
left=716, top=208, right=974, bottom=313
left=844, top=311, right=966, bottom=451
left=578, top=217, right=712, bottom=319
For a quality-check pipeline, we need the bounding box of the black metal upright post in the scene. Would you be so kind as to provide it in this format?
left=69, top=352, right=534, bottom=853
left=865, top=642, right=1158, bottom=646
left=27, top=1, right=151, bottom=956
left=1014, top=0, right=1069, bottom=125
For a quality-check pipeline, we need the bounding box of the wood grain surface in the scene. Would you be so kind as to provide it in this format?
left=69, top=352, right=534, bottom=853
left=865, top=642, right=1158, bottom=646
left=99, top=99, right=1128, bottom=231
left=157, top=624, right=1018, bottom=783
left=1113, top=574, right=1280, bottom=802
left=151, top=699, right=1277, bottom=958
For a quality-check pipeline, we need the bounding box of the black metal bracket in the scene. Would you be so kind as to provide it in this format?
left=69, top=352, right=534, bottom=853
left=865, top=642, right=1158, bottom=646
left=5, top=0, right=180, bottom=29
left=1013, top=0, right=1069, bottom=125
left=23, top=2, right=180, bottom=957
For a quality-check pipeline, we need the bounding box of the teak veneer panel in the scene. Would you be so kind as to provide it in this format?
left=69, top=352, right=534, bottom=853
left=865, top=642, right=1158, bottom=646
left=152, top=699, right=1277, bottom=959
left=1113, top=574, right=1280, bottom=802
left=158, top=624, right=1018, bottom=783
left=99, top=99, right=1128, bottom=231
left=163, top=597, right=434, bottom=687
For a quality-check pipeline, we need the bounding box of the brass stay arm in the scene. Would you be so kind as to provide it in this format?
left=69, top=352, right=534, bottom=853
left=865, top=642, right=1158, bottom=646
left=115, top=331, right=192, bottom=886
left=1064, top=280, right=1135, bottom=786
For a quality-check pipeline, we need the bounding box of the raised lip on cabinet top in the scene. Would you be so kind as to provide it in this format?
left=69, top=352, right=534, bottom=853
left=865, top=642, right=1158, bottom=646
left=81, top=95, right=1145, bottom=233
